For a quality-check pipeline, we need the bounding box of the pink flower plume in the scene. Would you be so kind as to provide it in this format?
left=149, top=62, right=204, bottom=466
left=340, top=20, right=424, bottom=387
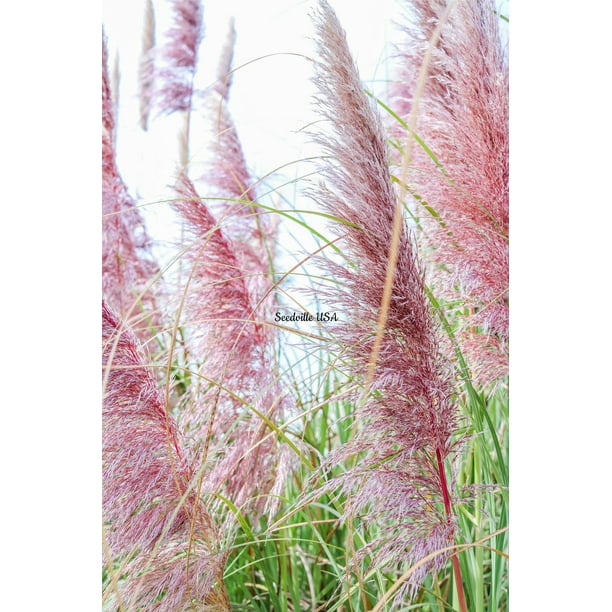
left=102, top=35, right=159, bottom=338
left=213, top=18, right=236, bottom=101
left=392, top=0, right=509, bottom=387
left=172, top=174, right=290, bottom=519
left=172, top=173, right=265, bottom=382
left=138, top=0, right=156, bottom=131
left=309, top=0, right=463, bottom=598
left=102, top=300, right=190, bottom=555
left=102, top=300, right=229, bottom=610
left=157, top=0, right=204, bottom=113
left=202, top=89, right=279, bottom=332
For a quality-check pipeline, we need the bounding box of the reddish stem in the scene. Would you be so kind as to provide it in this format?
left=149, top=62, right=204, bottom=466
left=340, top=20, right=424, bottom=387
left=436, top=447, right=467, bottom=612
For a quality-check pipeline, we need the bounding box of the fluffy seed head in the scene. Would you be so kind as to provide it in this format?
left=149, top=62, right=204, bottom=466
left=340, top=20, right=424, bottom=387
left=102, top=301, right=230, bottom=610
left=102, top=36, right=160, bottom=337
left=157, top=0, right=204, bottom=113
left=392, top=0, right=509, bottom=387
left=309, top=0, right=462, bottom=597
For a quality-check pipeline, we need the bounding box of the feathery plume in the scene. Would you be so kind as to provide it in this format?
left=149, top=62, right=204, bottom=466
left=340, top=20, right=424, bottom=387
left=102, top=300, right=230, bottom=611
left=182, top=29, right=291, bottom=511
left=213, top=18, right=236, bottom=101
left=111, top=51, right=120, bottom=146
left=157, top=0, right=203, bottom=114
left=120, top=537, right=230, bottom=612
left=204, top=95, right=257, bottom=210
left=309, top=0, right=465, bottom=601
left=203, top=22, right=279, bottom=329
left=173, top=173, right=265, bottom=386
left=392, top=0, right=509, bottom=387
left=203, top=90, right=278, bottom=329
left=102, top=34, right=114, bottom=140
left=102, top=35, right=159, bottom=337
left=156, top=0, right=203, bottom=168
left=102, top=300, right=190, bottom=555
left=139, top=0, right=156, bottom=130
left=172, top=174, right=289, bottom=518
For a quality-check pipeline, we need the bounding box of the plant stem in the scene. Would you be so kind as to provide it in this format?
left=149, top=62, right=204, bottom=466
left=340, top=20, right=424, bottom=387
left=436, top=447, right=467, bottom=612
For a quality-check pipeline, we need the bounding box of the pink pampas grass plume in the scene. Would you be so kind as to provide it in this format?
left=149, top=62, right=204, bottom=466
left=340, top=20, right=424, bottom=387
left=172, top=173, right=266, bottom=387
left=392, top=0, right=509, bottom=388
left=120, top=536, right=230, bottom=611
left=102, top=300, right=191, bottom=556
left=157, top=0, right=203, bottom=114
left=201, top=20, right=281, bottom=333
left=309, top=0, right=466, bottom=602
left=139, top=0, right=156, bottom=131
left=179, top=26, right=290, bottom=509
left=202, top=91, right=278, bottom=330
left=155, top=0, right=203, bottom=167
left=204, top=95, right=258, bottom=220
left=213, top=18, right=236, bottom=101
left=102, top=300, right=230, bottom=611
left=172, top=174, right=290, bottom=518
left=102, top=35, right=159, bottom=337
